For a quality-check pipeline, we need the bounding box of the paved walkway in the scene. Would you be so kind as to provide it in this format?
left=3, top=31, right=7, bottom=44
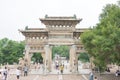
left=1, top=60, right=120, bottom=80
left=8, top=60, right=91, bottom=75
left=85, top=73, right=120, bottom=80
left=4, top=60, right=90, bottom=80
left=7, top=74, right=87, bottom=80
left=6, top=73, right=120, bottom=80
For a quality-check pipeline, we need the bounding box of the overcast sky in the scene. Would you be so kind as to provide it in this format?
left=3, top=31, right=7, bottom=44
left=0, top=0, right=118, bottom=41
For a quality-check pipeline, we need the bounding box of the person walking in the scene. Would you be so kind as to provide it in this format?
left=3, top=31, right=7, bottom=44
left=23, top=65, right=28, bottom=76
left=60, top=65, right=64, bottom=74
left=89, top=72, right=94, bottom=80
left=16, top=68, right=21, bottom=80
left=3, top=67, right=8, bottom=80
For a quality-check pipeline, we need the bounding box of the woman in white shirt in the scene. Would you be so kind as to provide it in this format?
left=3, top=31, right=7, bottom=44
left=16, top=68, right=21, bottom=80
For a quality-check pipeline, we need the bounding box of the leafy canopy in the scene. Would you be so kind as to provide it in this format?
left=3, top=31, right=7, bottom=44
left=81, top=2, right=120, bottom=71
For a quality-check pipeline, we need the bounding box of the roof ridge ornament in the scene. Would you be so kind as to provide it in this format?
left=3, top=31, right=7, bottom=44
left=25, top=26, right=28, bottom=30
left=73, top=14, right=76, bottom=19
left=45, top=14, right=48, bottom=18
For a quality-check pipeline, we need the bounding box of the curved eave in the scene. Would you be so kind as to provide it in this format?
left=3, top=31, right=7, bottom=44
left=39, top=18, right=82, bottom=25
left=40, top=18, right=82, bottom=21
left=19, top=30, right=47, bottom=32
left=19, top=29, right=48, bottom=37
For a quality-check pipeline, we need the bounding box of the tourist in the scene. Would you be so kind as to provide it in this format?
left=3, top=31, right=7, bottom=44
left=16, top=67, right=21, bottom=80
left=89, top=72, right=94, bottom=80
left=56, top=62, right=59, bottom=70
left=60, top=65, right=64, bottom=74
left=2, top=73, right=6, bottom=80
left=23, top=65, right=28, bottom=76
left=3, top=67, right=8, bottom=80
left=115, top=70, right=120, bottom=76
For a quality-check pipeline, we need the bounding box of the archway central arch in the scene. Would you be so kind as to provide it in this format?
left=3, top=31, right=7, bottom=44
left=19, top=15, right=87, bottom=73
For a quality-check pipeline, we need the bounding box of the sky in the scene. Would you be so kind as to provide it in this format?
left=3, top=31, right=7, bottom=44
left=0, top=0, right=118, bottom=41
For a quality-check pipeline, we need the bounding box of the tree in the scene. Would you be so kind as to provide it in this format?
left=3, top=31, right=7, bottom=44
left=0, top=38, right=25, bottom=64
left=99, top=4, right=120, bottom=28
left=52, top=45, right=69, bottom=59
left=31, top=53, right=43, bottom=63
left=98, top=3, right=120, bottom=66
left=81, top=2, right=120, bottom=72
left=78, top=52, right=90, bottom=62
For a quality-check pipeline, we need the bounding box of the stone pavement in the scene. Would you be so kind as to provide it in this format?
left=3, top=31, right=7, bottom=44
left=8, top=66, right=91, bottom=75
left=6, top=72, right=120, bottom=80
left=8, top=60, right=91, bottom=75
left=7, top=74, right=87, bottom=80
left=3, top=60, right=90, bottom=80
left=2, top=60, right=120, bottom=80
left=7, top=67, right=120, bottom=80
left=85, top=73, right=120, bottom=80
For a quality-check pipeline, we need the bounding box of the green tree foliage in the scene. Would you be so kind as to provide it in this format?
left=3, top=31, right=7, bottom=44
left=0, top=38, right=24, bottom=64
left=81, top=2, right=120, bottom=71
left=78, top=52, right=90, bottom=62
left=31, top=53, right=43, bottom=63
left=52, top=45, right=69, bottom=59
left=99, top=4, right=120, bottom=28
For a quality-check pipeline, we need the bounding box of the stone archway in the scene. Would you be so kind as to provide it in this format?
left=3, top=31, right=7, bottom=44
left=19, top=15, right=87, bottom=73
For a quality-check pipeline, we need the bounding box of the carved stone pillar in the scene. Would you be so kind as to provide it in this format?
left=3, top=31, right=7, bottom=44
left=69, top=45, right=77, bottom=73
left=76, top=54, right=79, bottom=72
left=29, top=52, right=33, bottom=63
left=24, top=45, right=30, bottom=66
left=44, top=45, right=52, bottom=73
left=41, top=53, right=45, bottom=65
